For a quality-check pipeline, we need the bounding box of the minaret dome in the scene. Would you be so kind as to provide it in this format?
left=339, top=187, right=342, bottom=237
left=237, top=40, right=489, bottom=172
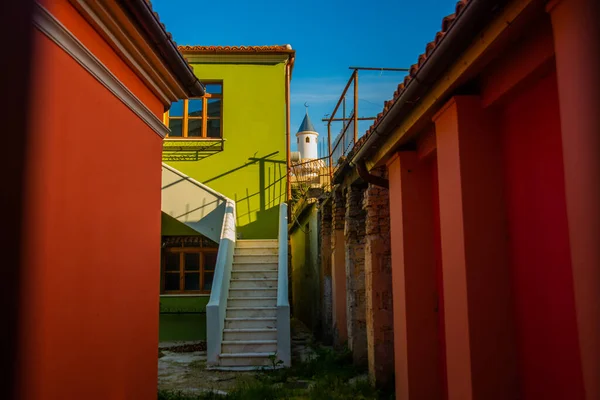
left=295, top=111, right=319, bottom=160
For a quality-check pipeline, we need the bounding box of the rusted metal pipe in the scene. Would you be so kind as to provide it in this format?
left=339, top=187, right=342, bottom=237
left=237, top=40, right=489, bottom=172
left=321, top=117, right=376, bottom=122
left=285, top=63, right=291, bottom=201
left=328, top=70, right=357, bottom=126
left=353, top=71, right=358, bottom=143
left=356, top=161, right=388, bottom=189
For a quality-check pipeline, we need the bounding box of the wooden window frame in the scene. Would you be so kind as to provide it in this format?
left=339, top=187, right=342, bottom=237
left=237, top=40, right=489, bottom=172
left=164, top=81, right=223, bottom=139
left=161, top=246, right=218, bottom=294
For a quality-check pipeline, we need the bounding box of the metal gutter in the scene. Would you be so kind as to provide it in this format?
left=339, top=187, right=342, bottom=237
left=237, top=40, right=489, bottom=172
left=118, top=0, right=205, bottom=97
left=350, top=0, right=507, bottom=167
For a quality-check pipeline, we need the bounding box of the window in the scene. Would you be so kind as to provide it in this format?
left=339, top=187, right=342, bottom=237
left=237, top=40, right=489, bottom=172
left=305, top=137, right=310, bottom=143
left=161, top=237, right=218, bottom=294
left=165, top=82, right=223, bottom=138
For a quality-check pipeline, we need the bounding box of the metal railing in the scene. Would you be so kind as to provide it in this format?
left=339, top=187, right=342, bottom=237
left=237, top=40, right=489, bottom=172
left=324, top=67, right=408, bottom=177
left=290, top=156, right=332, bottom=194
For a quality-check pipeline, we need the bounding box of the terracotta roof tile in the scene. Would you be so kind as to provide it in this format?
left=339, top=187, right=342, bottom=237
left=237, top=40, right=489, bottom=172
left=177, top=45, right=294, bottom=54
left=344, top=0, right=472, bottom=162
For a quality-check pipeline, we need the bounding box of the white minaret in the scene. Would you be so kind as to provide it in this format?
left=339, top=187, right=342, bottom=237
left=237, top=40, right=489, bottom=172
left=295, top=110, right=318, bottom=160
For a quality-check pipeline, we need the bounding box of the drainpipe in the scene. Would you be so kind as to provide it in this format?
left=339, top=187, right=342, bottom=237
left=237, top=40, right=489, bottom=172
left=349, top=0, right=506, bottom=168
left=356, top=160, right=388, bottom=189
left=285, top=62, right=291, bottom=202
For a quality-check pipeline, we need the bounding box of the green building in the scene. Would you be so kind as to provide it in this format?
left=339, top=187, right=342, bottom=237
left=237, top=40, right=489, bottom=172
left=159, top=45, right=294, bottom=342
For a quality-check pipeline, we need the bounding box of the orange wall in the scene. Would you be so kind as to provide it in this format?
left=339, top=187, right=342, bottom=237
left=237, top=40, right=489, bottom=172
left=18, top=30, right=163, bottom=400
left=388, top=152, right=443, bottom=400
left=39, top=0, right=164, bottom=117
left=500, top=67, right=585, bottom=400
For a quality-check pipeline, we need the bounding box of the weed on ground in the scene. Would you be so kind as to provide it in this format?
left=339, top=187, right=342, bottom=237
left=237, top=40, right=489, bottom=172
left=158, top=345, right=393, bottom=399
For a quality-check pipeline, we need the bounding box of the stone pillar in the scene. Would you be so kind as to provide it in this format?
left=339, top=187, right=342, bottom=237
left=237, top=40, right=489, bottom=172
left=433, top=96, right=517, bottom=400
left=547, top=1, right=600, bottom=398
left=387, top=152, right=442, bottom=400
left=363, top=168, right=394, bottom=387
left=345, top=184, right=368, bottom=365
left=319, top=198, right=333, bottom=344
left=331, top=189, right=347, bottom=345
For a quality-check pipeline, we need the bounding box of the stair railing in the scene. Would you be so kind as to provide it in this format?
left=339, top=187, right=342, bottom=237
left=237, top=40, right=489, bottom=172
left=206, top=199, right=237, bottom=366
left=276, top=202, right=291, bottom=366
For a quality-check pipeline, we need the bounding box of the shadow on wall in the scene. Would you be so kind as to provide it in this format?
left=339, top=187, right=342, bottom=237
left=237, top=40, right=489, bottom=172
left=201, top=151, right=286, bottom=239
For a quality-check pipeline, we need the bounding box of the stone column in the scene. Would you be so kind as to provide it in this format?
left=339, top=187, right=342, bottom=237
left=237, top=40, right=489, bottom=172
left=363, top=168, right=394, bottom=387
left=331, top=189, right=348, bottom=345
left=345, top=184, right=368, bottom=365
left=319, top=198, right=333, bottom=344
left=547, top=1, right=600, bottom=398
left=433, top=96, right=517, bottom=400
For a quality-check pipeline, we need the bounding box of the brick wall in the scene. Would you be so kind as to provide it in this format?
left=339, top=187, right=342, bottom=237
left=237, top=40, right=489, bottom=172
left=345, top=184, right=368, bottom=366
left=331, top=189, right=348, bottom=345
left=363, top=168, right=394, bottom=387
left=319, top=198, right=333, bottom=344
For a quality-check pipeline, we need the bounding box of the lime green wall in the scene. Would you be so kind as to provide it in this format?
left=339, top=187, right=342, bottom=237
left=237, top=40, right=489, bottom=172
left=159, top=296, right=209, bottom=342
left=164, top=63, right=287, bottom=239
left=161, top=212, right=202, bottom=236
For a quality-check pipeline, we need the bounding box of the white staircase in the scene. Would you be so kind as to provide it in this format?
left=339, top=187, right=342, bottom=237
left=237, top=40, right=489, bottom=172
left=219, top=239, right=281, bottom=368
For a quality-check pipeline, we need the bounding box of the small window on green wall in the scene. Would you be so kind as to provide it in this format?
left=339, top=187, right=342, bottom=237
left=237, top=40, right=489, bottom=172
left=164, top=82, right=223, bottom=139
left=161, top=238, right=218, bottom=294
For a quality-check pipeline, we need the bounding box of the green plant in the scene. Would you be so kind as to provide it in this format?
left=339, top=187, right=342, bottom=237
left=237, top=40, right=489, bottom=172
left=158, top=389, right=224, bottom=400
left=268, top=353, right=284, bottom=370
left=226, top=380, right=283, bottom=400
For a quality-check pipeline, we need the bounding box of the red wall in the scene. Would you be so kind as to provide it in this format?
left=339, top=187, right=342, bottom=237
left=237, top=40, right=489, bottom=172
left=501, top=68, right=584, bottom=399
left=18, top=29, right=163, bottom=399
left=40, top=0, right=164, bottom=117
left=431, top=158, right=448, bottom=400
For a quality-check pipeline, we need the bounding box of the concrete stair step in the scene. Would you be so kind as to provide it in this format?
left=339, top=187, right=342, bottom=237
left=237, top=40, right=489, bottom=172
left=218, top=352, right=275, bottom=367
left=229, top=288, right=277, bottom=298
left=225, top=317, right=277, bottom=329
left=231, top=270, right=278, bottom=280
left=236, top=240, right=278, bottom=249
left=232, top=262, right=278, bottom=271
left=233, top=254, right=279, bottom=264
left=226, top=307, right=276, bottom=318
left=230, top=278, right=277, bottom=289
left=234, top=247, right=278, bottom=256
left=221, top=340, right=277, bottom=354
left=223, top=328, right=277, bottom=341
left=227, top=297, right=277, bottom=308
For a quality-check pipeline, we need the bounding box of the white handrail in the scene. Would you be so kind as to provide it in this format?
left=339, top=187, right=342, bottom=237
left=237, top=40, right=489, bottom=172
left=206, top=199, right=236, bottom=366
left=276, top=203, right=291, bottom=366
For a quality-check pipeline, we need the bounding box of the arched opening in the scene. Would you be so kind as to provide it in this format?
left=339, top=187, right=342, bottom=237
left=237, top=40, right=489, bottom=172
left=305, top=137, right=310, bottom=143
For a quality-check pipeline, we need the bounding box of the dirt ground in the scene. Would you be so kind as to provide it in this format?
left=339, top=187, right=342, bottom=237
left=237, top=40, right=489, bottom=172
left=158, top=319, right=315, bottom=396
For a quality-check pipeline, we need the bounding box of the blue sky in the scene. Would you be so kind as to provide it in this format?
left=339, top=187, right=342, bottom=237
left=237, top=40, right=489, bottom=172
left=152, top=0, right=457, bottom=155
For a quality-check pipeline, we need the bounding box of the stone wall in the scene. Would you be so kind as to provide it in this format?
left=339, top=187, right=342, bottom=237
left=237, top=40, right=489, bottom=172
left=345, top=184, right=368, bottom=366
left=363, top=168, right=394, bottom=387
left=319, top=199, right=333, bottom=344
left=331, top=189, right=348, bottom=345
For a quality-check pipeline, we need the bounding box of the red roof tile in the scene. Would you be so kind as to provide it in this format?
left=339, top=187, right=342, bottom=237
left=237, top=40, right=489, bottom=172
left=178, top=45, right=295, bottom=54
